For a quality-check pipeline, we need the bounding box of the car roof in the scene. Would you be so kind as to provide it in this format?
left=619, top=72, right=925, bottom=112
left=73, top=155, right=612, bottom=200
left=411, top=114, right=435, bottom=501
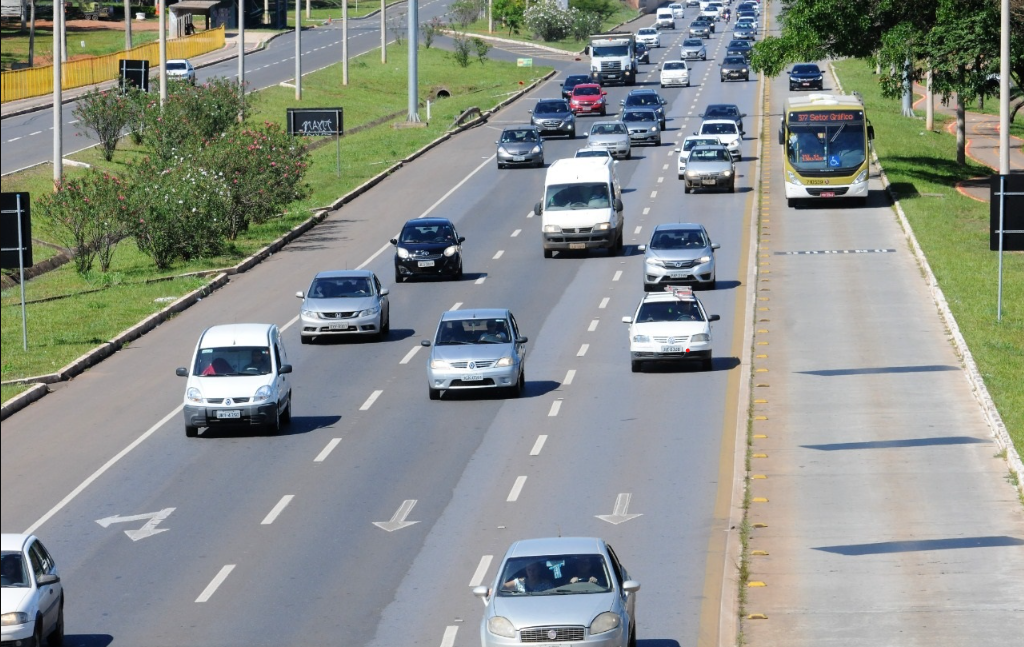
left=0, top=533, right=32, bottom=552
left=628, top=88, right=658, bottom=95
left=167, top=58, right=190, bottom=64
left=313, top=269, right=376, bottom=280
left=440, top=308, right=510, bottom=322
left=505, top=537, right=606, bottom=558
left=640, top=289, right=703, bottom=305
left=502, top=124, right=538, bottom=131
left=537, top=98, right=569, bottom=104
left=199, top=323, right=275, bottom=348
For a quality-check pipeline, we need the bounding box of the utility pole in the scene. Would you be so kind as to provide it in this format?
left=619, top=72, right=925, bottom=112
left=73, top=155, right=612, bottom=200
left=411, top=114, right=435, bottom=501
left=52, top=0, right=62, bottom=185
left=380, top=0, right=386, bottom=63
left=239, top=0, right=245, bottom=107
left=407, top=0, right=418, bottom=122
left=159, top=0, right=167, bottom=105
left=488, top=0, right=492, bottom=33
left=295, top=0, right=301, bottom=99
left=342, top=0, right=348, bottom=85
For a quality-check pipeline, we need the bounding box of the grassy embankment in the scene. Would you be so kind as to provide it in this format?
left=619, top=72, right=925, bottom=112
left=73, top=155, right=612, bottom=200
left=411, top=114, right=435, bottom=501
left=0, top=42, right=553, bottom=402
left=462, top=3, right=642, bottom=52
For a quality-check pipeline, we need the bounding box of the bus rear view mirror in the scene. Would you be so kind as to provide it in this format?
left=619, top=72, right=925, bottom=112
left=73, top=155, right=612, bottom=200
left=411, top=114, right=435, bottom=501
left=867, top=125, right=875, bottom=141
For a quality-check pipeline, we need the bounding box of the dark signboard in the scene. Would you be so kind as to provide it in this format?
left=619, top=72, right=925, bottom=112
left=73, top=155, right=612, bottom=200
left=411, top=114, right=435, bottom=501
left=1, top=192, right=32, bottom=269
left=789, top=110, right=863, bottom=124
left=120, top=59, right=150, bottom=93
left=990, top=174, right=1024, bottom=252
left=287, top=108, right=344, bottom=137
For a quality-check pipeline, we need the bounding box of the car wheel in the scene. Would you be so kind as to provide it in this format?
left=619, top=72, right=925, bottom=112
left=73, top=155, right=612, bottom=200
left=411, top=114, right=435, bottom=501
left=661, top=83, right=666, bottom=88
left=536, top=158, right=544, bottom=168
left=601, top=107, right=607, bottom=116
left=702, top=357, right=713, bottom=371
left=745, top=75, right=750, bottom=81
left=643, top=282, right=654, bottom=293
left=497, top=162, right=504, bottom=169
left=265, top=410, right=281, bottom=435
left=185, top=425, right=199, bottom=438
left=628, top=624, right=638, bottom=647
left=509, top=369, right=524, bottom=398
left=656, top=137, right=662, bottom=146
left=33, top=620, right=44, bottom=647
left=428, top=387, right=441, bottom=401
left=455, top=261, right=464, bottom=279
left=631, top=360, right=643, bottom=373
left=684, top=183, right=691, bottom=194
left=569, top=128, right=576, bottom=138
left=49, top=600, right=65, bottom=646
left=720, top=76, right=725, bottom=82
left=382, top=310, right=391, bottom=334
left=544, top=248, right=553, bottom=259
left=300, top=335, right=311, bottom=345
left=280, top=398, right=292, bottom=425
left=678, top=174, right=684, bottom=180
left=787, top=198, right=797, bottom=208
left=729, top=180, right=736, bottom=193
left=394, top=268, right=403, bottom=283
left=625, top=149, right=632, bottom=159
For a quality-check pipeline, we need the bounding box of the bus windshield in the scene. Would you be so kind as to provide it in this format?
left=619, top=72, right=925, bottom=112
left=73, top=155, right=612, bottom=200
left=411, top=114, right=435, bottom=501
left=786, top=122, right=865, bottom=173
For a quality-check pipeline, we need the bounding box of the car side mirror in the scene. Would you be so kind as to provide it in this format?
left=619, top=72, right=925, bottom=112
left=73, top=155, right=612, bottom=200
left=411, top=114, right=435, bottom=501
left=458, top=236, right=466, bottom=243
left=622, top=316, right=633, bottom=324
left=516, top=336, right=528, bottom=344
left=295, top=291, right=304, bottom=299
left=37, top=573, right=60, bottom=586
left=784, top=69, right=790, bottom=74
left=740, top=113, right=747, bottom=118
left=495, top=140, right=499, bottom=145
left=622, top=579, right=640, bottom=593
left=379, top=288, right=389, bottom=296
left=421, top=340, right=432, bottom=347
left=175, top=367, right=188, bottom=377
left=389, top=238, right=398, bottom=245
left=712, top=242, right=721, bottom=250
left=527, top=109, right=534, bottom=114
left=602, top=91, right=608, bottom=95
left=534, top=201, right=543, bottom=215
left=472, top=585, right=490, bottom=599
left=620, top=99, right=625, bottom=105
left=279, top=364, right=293, bottom=374
left=614, top=198, right=624, bottom=211
left=637, top=244, right=647, bottom=252
left=867, top=125, right=875, bottom=140
left=709, top=314, right=721, bottom=322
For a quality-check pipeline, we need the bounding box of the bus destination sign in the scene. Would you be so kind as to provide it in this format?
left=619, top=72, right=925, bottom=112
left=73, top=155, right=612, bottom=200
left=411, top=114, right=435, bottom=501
left=789, top=110, right=863, bottom=124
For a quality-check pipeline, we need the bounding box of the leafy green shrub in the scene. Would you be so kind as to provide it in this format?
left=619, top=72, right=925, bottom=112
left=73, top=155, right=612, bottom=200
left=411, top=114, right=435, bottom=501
left=473, top=37, right=491, bottom=64
left=451, top=34, right=473, bottom=68
left=140, top=78, right=253, bottom=162
left=449, top=0, right=485, bottom=28
left=73, top=89, right=134, bottom=161
left=569, top=8, right=602, bottom=42
left=422, top=16, right=445, bottom=48
left=493, top=0, right=525, bottom=35
left=524, top=0, right=572, bottom=41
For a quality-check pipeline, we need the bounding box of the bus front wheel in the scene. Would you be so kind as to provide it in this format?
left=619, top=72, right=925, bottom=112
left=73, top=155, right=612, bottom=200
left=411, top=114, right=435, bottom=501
left=787, top=198, right=798, bottom=208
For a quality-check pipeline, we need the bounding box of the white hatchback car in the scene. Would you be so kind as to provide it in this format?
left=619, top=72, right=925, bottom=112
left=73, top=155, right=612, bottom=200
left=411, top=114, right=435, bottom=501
left=165, top=58, right=196, bottom=84
left=1, top=534, right=64, bottom=647
left=623, top=286, right=720, bottom=372
left=660, top=60, right=690, bottom=88
left=697, top=118, right=742, bottom=160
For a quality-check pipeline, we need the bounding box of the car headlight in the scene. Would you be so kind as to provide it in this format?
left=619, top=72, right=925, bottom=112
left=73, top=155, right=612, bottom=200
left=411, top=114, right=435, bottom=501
left=815, top=75, right=823, bottom=80
left=253, top=385, right=273, bottom=403
left=699, top=255, right=712, bottom=264
left=692, top=332, right=710, bottom=342
left=497, top=146, right=508, bottom=155
left=186, top=387, right=203, bottom=404
left=301, top=309, right=318, bottom=319
left=649, top=126, right=658, bottom=132
left=685, top=170, right=699, bottom=178
left=632, top=334, right=651, bottom=343
left=646, top=258, right=665, bottom=267
left=487, top=616, right=516, bottom=638
left=722, top=169, right=733, bottom=177
left=532, top=145, right=542, bottom=154
left=1, top=612, right=30, bottom=626
left=429, top=358, right=450, bottom=369
left=495, top=356, right=514, bottom=367
left=853, top=169, right=869, bottom=184
left=595, top=222, right=612, bottom=231
left=591, top=611, right=621, bottom=635
left=742, top=68, right=748, bottom=73
left=396, top=247, right=410, bottom=259
left=543, top=224, right=562, bottom=233
left=443, top=245, right=458, bottom=257
left=787, top=169, right=804, bottom=185
left=358, top=305, right=380, bottom=317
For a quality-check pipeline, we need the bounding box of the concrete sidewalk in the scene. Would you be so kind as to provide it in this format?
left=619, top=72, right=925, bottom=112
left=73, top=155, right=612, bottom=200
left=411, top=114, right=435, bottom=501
left=0, top=29, right=280, bottom=120
left=912, top=82, right=1024, bottom=202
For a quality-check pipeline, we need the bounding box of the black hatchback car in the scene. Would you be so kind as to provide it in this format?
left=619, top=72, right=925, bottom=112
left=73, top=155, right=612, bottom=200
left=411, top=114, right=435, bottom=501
left=699, top=103, right=746, bottom=136
left=725, top=40, right=753, bottom=60
left=391, top=218, right=465, bottom=282
left=562, top=74, right=592, bottom=100
left=720, top=55, right=750, bottom=82
left=788, top=63, right=824, bottom=91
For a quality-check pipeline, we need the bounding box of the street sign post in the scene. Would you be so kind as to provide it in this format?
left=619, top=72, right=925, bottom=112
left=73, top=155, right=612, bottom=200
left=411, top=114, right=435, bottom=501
left=989, top=174, right=1023, bottom=322
left=1, top=192, right=32, bottom=350
left=287, top=108, right=344, bottom=177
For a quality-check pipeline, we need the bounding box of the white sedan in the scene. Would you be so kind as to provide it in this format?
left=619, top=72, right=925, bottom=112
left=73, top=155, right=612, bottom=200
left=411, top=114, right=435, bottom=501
left=660, top=60, right=691, bottom=88
left=1, top=533, right=64, bottom=647
left=623, top=287, right=720, bottom=372
left=636, top=27, right=661, bottom=48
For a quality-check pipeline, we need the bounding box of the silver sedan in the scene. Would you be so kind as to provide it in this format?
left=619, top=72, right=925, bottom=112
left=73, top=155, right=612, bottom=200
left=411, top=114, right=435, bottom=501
left=587, top=121, right=632, bottom=159
left=422, top=308, right=527, bottom=399
left=296, top=270, right=390, bottom=343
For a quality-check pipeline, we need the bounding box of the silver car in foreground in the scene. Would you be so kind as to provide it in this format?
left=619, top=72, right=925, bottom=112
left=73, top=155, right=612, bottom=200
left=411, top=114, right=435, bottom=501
left=639, top=222, right=719, bottom=290
left=296, top=270, right=390, bottom=342
left=422, top=308, right=527, bottom=399
left=587, top=121, right=632, bottom=159
left=474, top=537, right=639, bottom=647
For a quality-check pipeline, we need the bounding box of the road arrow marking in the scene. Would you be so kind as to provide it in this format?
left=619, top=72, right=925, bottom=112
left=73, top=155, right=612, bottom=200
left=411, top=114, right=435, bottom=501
left=373, top=499, right=420, bottom=532
left=596, top=493, right=643, bottom=525
left=95, top=507, right=175, bottom=541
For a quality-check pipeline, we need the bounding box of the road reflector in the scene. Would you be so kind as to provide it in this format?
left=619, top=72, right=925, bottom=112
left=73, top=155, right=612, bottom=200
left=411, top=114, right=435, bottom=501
left=752, top=453, right=768, bottom=458
left=756, top=354, right=768, bottom=358
left=747, top=613, right=768, bottom=620
left=757, top=329, right=769, bottom=333
left=754, top=399, right=768, bottom=403
left=756, top=383, right=770, bottom=387
left=753, top=522, right=768, bottom=528
left=748, top=581, right=767, bottom=587
left=751, top=474, right=767, bottom=479
left=752, top=497, right=769, bottom=503
left=758, top=307, right=770, bottom=311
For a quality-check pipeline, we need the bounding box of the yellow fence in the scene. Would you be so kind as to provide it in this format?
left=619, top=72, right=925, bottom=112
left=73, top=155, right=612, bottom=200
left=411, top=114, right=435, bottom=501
left=1, top=27, right=225, bottom=104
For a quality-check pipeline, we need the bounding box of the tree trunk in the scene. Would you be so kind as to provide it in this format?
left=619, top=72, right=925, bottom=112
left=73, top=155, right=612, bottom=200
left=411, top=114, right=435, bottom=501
left=27, top=0, right=35, bottom=66
left=124, top=0, right=133, bottom=49
left=956, top=96, right=966, bottom=166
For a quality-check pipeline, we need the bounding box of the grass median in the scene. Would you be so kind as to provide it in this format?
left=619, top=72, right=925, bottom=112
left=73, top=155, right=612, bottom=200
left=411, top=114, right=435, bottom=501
left=1, top=42, right=553, bottom=392
left=461, top=4, right=642, bottom=53
left=833, top=59, right=1023, bottom=460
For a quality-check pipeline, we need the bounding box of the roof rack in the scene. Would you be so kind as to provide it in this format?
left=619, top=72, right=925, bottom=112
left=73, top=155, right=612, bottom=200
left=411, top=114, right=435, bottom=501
left=663, top=286, right=695, bottom=299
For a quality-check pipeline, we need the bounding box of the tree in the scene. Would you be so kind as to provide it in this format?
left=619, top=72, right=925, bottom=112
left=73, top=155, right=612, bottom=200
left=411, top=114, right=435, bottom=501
left=570, top=0, right=617, bottom=21
left=492, top=0, right=525, bottom=35
left=73, top=89, right=135, bottom=161
left=449, top=0, right=485, bottom=28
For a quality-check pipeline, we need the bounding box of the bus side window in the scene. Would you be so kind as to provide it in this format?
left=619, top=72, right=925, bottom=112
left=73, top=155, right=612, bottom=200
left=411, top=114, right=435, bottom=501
left=779, top=119, right=785, bottom=145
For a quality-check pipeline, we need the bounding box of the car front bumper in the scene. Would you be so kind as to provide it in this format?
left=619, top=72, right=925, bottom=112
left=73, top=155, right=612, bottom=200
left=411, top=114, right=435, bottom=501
left=661, top=75, right=690, bottom=87
left=480, top=622, right=630, bottom=647
left=497, top=149, right=544, bottom=166
left=544, top=228, right=618, bottom=251
left=533, top=119, right=576, bottom=136
left=427, top=362, right=520, bottom=390
left=184, top=402, right=278, bottom=428
left=630, top=347, right=711, bottom=363
left=572, top=103, right=605, bottom=114
left=644, top=259, right=715, bottom=287
left=396, top=254, right=461, bottom=278
left=682, top=50, right=705, bottom=59
left=588, top=141, right=631, bottom=158
left=628, top=129, right=660, bottom=144
left=785, top=180, right=868, bottom=200
left=300, top=311, right=381, bottom=338
left=721, top=70, right=749, bottom=80
left=789, top=79, right=824, bottom=90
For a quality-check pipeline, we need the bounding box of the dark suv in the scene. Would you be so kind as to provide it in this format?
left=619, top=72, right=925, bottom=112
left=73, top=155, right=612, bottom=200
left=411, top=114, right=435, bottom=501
left=621, top=88, right=668, bottom=129
left=530, top=98, right=576, bottom=138
left=561, top=74, right=591, bottom=100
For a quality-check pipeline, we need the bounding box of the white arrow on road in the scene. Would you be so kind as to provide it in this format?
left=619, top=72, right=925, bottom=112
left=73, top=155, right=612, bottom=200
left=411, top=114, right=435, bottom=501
left=95, top=507, right=175, bottom=541
left=595, top=493, right=642, bottom=525
left=373, top=499, right=420, bottom=532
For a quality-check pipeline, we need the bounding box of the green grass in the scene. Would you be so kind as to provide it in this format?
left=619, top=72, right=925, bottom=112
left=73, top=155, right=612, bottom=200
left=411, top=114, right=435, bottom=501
left=834, top=59, right=1024, bottom=460
left=1, top=25, right=159, bottom=71
left=461, top=3, right=642, bottom=53
left=285, top=0, right=388, bottom=27
left=1, top=383, right=32, bottom=404
left=0, top=42, right=552, bottom=385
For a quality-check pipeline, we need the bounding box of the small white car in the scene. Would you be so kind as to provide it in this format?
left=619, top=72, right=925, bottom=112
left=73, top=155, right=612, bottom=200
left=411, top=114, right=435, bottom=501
left=677, top=135, right=720, bottom=174
left=623, top=286, right=720, bottom=372
left=669, top=2, right=685, bottom=19
left=0, top=533, right=64, bottom=647
left=635, top=27, right=661, bottom=48
left=660, top=60, right=691, bottom=88
left=165, top=58, right=196, bottom=84
left=697, top=118, right=742, bottom=160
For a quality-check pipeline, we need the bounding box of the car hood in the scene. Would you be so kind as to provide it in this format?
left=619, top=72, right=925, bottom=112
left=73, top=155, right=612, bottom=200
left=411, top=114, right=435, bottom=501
left=662, top=69, right=688, bottom=75
left=491, top=592, right=614, bottom=627
left=430, top=343, right=515, bottom=363
left=573, top=96, right=603, bottom=103
left=190, top=374, right=275, bottom=399
left=624, top=120, right=658, bottom=131
left=632, top=321, right=710, bottom=338
left=302, top=296, right=379, bottom=313
left=646, top=247, right=711, bottom=263
left=534, top=112, right=572, bottom=121
left=685, top=161, right=734, bottom=173
left=2, top=587, right=32, bottom=614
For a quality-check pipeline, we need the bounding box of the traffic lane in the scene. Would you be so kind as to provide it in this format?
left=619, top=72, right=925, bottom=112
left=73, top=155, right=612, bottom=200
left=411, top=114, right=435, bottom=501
left=0, top=101, right=92, bottom=175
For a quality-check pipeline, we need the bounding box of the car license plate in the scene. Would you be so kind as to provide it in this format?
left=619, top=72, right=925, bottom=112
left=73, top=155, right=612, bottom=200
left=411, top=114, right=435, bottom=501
left=217, top=410, right=241, bottom=419
left=703, top=178, right=718, bottom=185
left=661, top=345, right=682, bottom=353
left=802, top=82, right=811, bottom=86
left=417, top=260, right=435, bottom=267
left=462, top=374, right=484, bottom=382
left=820, top=191, right=836, bottom=198
left=512, top=155, right=525, bottom=162
left=669, top=272, right=690, bottom=279
left=329, top=323, right=350, bottom=330
left=569, top=242, right=586, bottom=250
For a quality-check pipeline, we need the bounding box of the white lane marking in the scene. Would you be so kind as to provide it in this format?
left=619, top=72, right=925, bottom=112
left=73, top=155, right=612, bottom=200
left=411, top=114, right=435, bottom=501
left=23, top=404, right=184, bottom=536
left=577, top=344, right=589, bottom=357
left=68, top=119, right=79, bottom=125
left=662, top=163, right=669, bottom=170
left=634, top=226, right=643, bottom=235
left=507, top=476, right=527, bottom=501
left=511, top=229, right=521, bottom=237
left=8, top=137, right=21, bottom=142
left=440, top=626, right=458, bottom=647
left=469, top=555, right=493, bottom=586
left=29, top=130, right=42, bottom=136
left=650, top=190, right=658, bottom=198
left=666, top=150, right=674, bottom=157
left=564, top=369, right=576, bottom=385
left=599, top=297, right=610, bottom=309
left=419, top=155, right=495, bottom=219
left=530, top=435, right=548, bottom=456
left=400, top=345, right=422, bottom=365
left=314, top=438, right=342, bottom=462
left=261, top=495, right=294, bottom=525
left=657, top=177, right=664, bottom=183
left=493, top=250, right=504, bottom=260
left=527, top=209, right=535, bottom=218
left=281, top=314, right=300, bottom=332
left=196, top=565, right=236, bottom=603
left=588, top=319, right=599, bottom=332
left=451, top=302, right=463, bottom=310
left=360, top=390, right=383, bottom=411
left=548, top=400, right=562, bottom=417
left=642, top=207, right=650, bottom=215
left=475, top=276, right=487, bottom=284
left=612, top=270, right=623, bottom=282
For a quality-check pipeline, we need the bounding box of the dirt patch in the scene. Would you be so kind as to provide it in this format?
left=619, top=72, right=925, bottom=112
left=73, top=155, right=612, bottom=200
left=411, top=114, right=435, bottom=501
left=29, top=18, right=165, bottom=32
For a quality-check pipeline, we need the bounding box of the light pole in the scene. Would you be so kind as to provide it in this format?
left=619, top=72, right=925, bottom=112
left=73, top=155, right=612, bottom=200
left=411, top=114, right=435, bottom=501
left=159, top=0, right=167, bottom=105
left=52, top=0, right=63, bottom=185
left=239, top=0, right=246, bottom=107
left=295, top=0, right=301, bottom=99
left=380, top=0, right=386, bottom=63
left=342, top=0, right=349, bottom=85
left=407, top=0, right=418, bottom=122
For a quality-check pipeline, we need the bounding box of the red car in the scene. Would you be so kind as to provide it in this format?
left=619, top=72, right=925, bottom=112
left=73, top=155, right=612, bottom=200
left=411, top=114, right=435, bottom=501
left=569, top=83, right=608, bottom=116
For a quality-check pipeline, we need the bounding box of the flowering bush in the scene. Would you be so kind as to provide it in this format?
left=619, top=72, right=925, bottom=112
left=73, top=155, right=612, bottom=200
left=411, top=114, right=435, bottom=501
left=569, top=8, right=602, bottom=42
left=73, top=89, right=135, bottom=161
left=523, top=0, right=572, bottom=41
left=140, top=78, right=254, bottom=162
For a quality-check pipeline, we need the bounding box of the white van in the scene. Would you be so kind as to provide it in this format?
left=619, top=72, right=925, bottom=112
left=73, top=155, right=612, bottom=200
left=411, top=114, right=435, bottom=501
left=536, top=158, right=624, bottom=258
left=176, top=323, right=293, bottom=437
left=655, top=7, right=675, bottom=28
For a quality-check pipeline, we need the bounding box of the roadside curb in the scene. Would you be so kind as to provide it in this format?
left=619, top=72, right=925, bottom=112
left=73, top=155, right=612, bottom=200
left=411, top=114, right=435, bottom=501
left=0, top=68, right=555, bottom=420
left=830, top=62, right=1024, bottom=495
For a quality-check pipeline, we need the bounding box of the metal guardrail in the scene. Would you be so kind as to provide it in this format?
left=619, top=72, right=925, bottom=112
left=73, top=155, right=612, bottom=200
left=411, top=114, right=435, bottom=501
left=1, top=26, right=225, bottom=103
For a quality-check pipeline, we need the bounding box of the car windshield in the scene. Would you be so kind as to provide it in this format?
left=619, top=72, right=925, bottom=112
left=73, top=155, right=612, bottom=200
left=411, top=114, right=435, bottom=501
left=167, top=62, right=188, bottom=71
left=724, top=57, right=746, bottom=65
left=194, top=346, right=272, bottom=376
left=534, top=102, right=567, bottom=115
left=651, top=229, right=708, bottom=249
left=591, top=122, right=627, bottom=135
left=683, top=39, right=703, bottom=47
left=1, top=552, right=28, bottom=588
left=574, top=86, right=601, bottom=96
left=737, top=21, right=754, bottom=27
left=664, top=62, right=686, bottom=70
left=627, top=94, right=660, bottom=106
left=690, top=148, right=731, bottom=162
left=435, top=318, right=510, bottom=345
left=728, top=41, right=750, bottom=48
left=636, top=299, right=705, bottom=322
left=497, top=554, right=612, bottom=596
left=544, top=183, right=611, bottom=210
left=399, top=224, right=457, bottom=244
left=501, top=129, right=539, bottom=143
left=706, top=106, right=739, bottom=118
left=592, top=44, right=629, bottom=57
left=563, top=75, right=589, bottom=88
left=793, top=65, right=820, bottom=74
left=624, top=110, right=656, bottom=122
left=309, top=277, right=372, bottom=298
left=701, top=122, right=737, bottom=135
left=639, top=28, right=656, bottom=35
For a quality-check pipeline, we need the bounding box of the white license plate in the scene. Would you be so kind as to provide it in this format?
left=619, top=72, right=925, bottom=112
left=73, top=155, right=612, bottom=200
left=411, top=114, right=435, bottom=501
left=703, top=179, right=718, bottom=185
left=417, top=260, right=435, bottom=267
left=661, top=346, right=683, bottom=353
left=217, top=410, right=241, bottom=419
left=329, top=323, right=350, bottom=330
left=801, top=82, right=811, bottom=86
left=669, top=272, right=690, bottom=279
left=569, top=242, right=587, bottom=250
left=462, top=374, right=484, bottom=382
left=512, top=155, right=525, bottom=162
